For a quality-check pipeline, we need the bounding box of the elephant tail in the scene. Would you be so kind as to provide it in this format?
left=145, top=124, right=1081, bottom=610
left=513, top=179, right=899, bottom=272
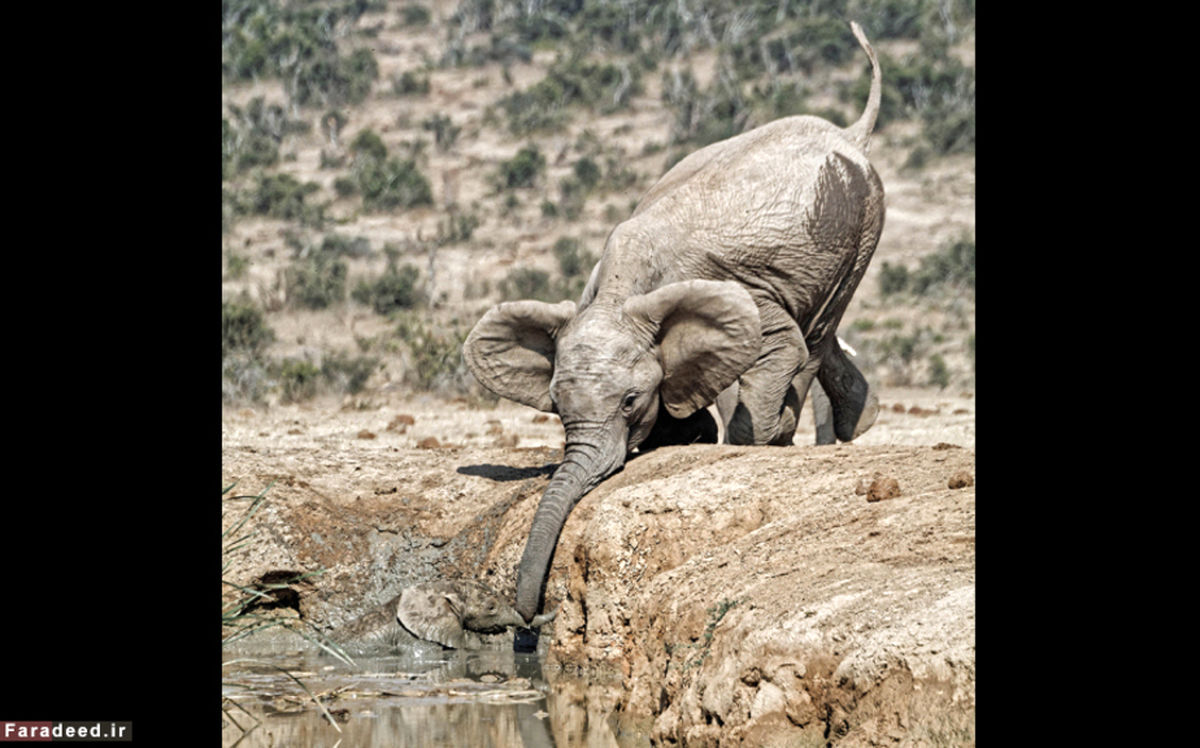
left=845, top=21, right=882, bottom=153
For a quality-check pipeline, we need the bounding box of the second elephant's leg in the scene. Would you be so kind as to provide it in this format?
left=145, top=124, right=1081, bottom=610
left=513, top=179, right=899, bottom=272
left=724, top=320, right=808, bottom=446
left=810, top=381, right=836, bottom=445
left=817, top=339, right=878, bottom=441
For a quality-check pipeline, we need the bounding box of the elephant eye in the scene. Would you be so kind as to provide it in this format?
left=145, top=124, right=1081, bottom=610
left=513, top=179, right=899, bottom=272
left=622, top=392, right=638, bottom=412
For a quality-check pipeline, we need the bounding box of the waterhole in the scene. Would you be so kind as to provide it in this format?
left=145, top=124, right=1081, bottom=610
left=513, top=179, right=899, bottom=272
left=222, top=648, right=650, bottom=747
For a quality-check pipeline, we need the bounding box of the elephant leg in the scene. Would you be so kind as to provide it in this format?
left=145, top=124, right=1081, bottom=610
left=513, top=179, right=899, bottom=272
left=637, top=402, right=718, bottom=452
left=725, top=319, right=808, bottom=446
left=778, top=355, right=823, bottom=446
left=810, top=381, right=836, bottom=445
left=817, top=338, right=878, bottom=441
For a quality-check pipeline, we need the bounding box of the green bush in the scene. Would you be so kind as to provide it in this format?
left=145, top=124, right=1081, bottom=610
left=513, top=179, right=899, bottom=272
left=275, top=358, right=323, bottom=403
left=352, top=263, right=423, bottom=315
left=496, top=144, right=545, bottom=189
left=285, top=253, right=347, bottom=309
left=321, top=351, right=379, bottom=394
left=320, top=233, right=372, bottom=258
left=927, top=353, right=950, bottom=389
left=222, top=1, right=380, bottom=108
left=356, top=156, right=434, bottom=211
left=878, top=261, right=910, bottom=297
left=400, top=3, right=431, bottom=27
left=573, top=157, right=602, bottom=190
left=393, top=69, right=430, bottom=96
left=225, top=251, right=251, bottom=280
left=553, top=236, right=593, bottom=278
left=240, top=172, right=324, bottom=226
left=394, top=314, right=469, bottom=391
left=222, top=296, right=275, bottom=356
left=436, top=211, right=480, bottom=245
left=912, top=233, right=975, bottom=294
left=500, top=267, right=553, bottom=301
left=497, top=55, right=640, bottom=135
left=422, top=113, right=461, bottom=151
left=350, top=128, right=388, bottom=162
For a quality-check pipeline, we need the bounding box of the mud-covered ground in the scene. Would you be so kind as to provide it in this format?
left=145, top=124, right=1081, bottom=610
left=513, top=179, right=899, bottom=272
left=222, top=386, right=974, bottom=745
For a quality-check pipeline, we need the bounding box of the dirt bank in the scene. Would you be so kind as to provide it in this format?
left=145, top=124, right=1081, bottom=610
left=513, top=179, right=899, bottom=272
left=222, top=388, right=975, bottom=744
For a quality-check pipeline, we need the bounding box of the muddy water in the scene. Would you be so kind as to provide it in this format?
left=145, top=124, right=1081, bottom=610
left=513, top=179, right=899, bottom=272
left=221, top=648, right=650, bottom=747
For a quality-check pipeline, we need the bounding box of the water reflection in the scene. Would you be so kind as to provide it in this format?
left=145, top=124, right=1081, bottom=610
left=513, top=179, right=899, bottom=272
left=222, top=647, right=650, bottom=747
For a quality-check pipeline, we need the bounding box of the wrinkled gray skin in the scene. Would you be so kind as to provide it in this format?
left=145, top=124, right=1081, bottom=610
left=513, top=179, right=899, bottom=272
left=396, top=580, right=557, bottom=649
left=465, top=22, right=886, bottom=624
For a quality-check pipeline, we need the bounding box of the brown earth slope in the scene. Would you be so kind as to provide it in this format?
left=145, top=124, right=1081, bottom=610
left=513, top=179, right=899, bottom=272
left=222, top=388, right=974, bottom=745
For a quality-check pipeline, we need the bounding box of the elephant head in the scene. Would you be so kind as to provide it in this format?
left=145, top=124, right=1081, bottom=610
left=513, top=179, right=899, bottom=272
left=464, top=280, right=762, bottom=622
left=396, top=580, right=557, bottom=649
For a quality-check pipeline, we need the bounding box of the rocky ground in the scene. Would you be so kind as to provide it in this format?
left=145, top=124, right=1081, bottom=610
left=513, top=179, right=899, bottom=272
left=222, top=386, right=975, bottom=745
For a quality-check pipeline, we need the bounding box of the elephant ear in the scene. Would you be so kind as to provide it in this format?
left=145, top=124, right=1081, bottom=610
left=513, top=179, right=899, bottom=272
left=396, top=584, right=467, bottom=649
left=624, top=280, right=761, bottom=418
left=463, top=300, right=576, bottom=412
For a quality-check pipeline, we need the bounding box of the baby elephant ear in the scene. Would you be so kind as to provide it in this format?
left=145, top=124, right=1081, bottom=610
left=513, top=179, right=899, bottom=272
left=624, top=280, right=761, bottom=418
left=463, top=300, right=577, bottom=412
left=397, top=584, right=466, bottom=649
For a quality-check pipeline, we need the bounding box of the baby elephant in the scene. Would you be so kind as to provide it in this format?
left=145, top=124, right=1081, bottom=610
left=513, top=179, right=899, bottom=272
left=396, top=580, right=557, bottom=649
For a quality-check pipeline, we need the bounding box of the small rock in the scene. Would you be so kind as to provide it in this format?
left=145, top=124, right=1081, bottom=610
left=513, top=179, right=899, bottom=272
left=388, top=414, right=416, bottom=429
left=532, top=414, right=551, bottom=423
left=948, top=471, right=974, bottom=489
left=416, top=437, right=441, bottom=449
left=932, top=442, right=959, bottom=450
left=287, top=428, right=303, bottom=435
left=357, top=430, right=377, bottom=440
left=866, top=477, right=901, bottom=502
left=891, top=403, right=906, bottom=413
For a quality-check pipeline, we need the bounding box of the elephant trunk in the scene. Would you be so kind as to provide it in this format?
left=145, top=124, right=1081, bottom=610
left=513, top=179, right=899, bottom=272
left=515, top=424, right=624, bottom=623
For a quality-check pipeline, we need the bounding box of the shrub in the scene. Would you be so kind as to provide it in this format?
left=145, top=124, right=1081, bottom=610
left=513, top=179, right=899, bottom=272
left=394, top=314, right=469, bottom=391
left=911, top=233, right=975, bottom=294
left=400, top=3, right=431, bottom=27
left=496, top=144, right=545, bottom=189
left=436, top=211, right=480, bottom=245
left=321, top=351, right=379, bottom=394
left=320, top=233, right=372, bottom=258
left=393, top=69, right=430, bottom=95
left=350, top=129, right=388, bottom=162
left=878, top=261, right=910, bottom=296
left=355, top=156, right=433, bottom=211
left=500, top=267, right=553, bottom=301
left=928, top=353, right=950, bottom=389
left=285, top=253, right=347, bottom=309
left=244, top=173, right=324, bottom=225
left=553, top=236, right=593, bottom=278
left=225, top=251, right=250, bottom=280
left=275, top=358, right=322, bottom=403
left=352, top=263, right=423, bottom=315
left=422, top=113, right=461, bottom=151
left=573, top=157, right=601, bottom=190
left=497, top=55, right=640, bottom=135
left=222, top=296, right=275, bottom=356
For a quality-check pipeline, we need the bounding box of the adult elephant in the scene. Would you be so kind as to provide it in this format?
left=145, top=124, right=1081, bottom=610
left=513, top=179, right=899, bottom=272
left=465, top=22, right=886, bottom=625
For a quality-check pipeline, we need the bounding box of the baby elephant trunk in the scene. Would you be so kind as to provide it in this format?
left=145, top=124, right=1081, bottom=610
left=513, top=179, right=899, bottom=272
left=516, top=426, right=626, bottom=623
